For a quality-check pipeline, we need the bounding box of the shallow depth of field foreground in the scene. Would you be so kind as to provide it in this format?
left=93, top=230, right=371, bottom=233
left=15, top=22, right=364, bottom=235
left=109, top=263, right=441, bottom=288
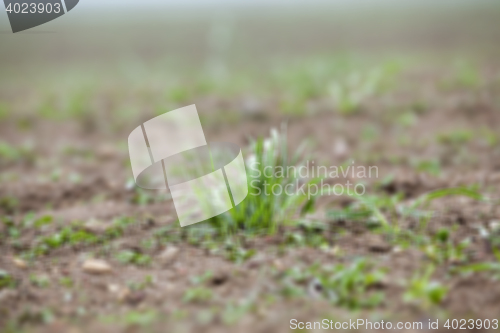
left=1, top=2, right=500, bottom=332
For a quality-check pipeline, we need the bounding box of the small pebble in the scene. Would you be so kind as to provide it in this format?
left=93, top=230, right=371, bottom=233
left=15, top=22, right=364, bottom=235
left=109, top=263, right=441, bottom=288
left=12, top=257, right=27, bottom=269
left=158, top=246, right=179, bottom=264
left=273, top=259, right=284, bottom=271
left=82, top=259, right=113, bottom=275
left=107, top=284, right=121, bottom=294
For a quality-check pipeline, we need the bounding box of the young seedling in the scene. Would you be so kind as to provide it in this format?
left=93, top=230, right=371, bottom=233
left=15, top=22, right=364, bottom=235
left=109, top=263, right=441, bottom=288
left=210, top=125, right=322, bottom=236
left=0, top=270, right=16, bottom=289
left=116, top=250, right=152, bottom=266
left=403, top=266, right=447, bottom=308
left=280, top=259, right=386, bottom=310
left=29, top=274, right=51, bottom=288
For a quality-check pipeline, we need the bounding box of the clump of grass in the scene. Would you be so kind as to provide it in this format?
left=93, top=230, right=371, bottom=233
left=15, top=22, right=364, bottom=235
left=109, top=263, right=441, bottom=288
left=409, top=187, right=483, bottom=213
left=183, top=287, right=213, bottom=303
left=209, top=125, right=321, bottom=236
left=123, top=310, right=158, bottom=326
left=128, top=275, right=153, bottom=291
left=453, top=248, right=500, bottom=279
left=276, top=60, right=328, bottom=115
left=167, top=86, right=191, bottom=104
left=442, top=60, right=481, bottom=89
left=396, top=111, right=419, bottom=128
left=280, top=259, right=386, bottom=310
left=0, top=103, right=9, bottom=121
left=221, top=299, right=255, bottom=325
left=317, top=259, right=386, bottom=309
left=0, top=196, right=18, bottom=214
left=478, top=127, right=498, bottom=147
left=408, top=100, right=428, bottom=114
left=476, top=221, right=500, bottom=252
left=437, top=129, right=473, bottom=146
left=33, top=215, right=53, bottom=228
left=225, top=243, right=256, bottom=263
left=59, top=277, right=74, bottom=288
left=100, top=310, right=158, bottom=327
left=189, top=271, right=213, bottom=285
left=279, top=97, right=309, bottom=116
left=423, top=228, right=471, bottom=264
left=126, top=179, right=169, bottom=205
left=328, top=63, right=401, bottom=115
left=29, top=274, right=51, bottom=288
left=1, top=216, right=20, bottom=239
left=24, top=216, right=137, bottom=258
left=326, top=187, right=483, bottom=254
left=0, top=270, right=16, bottom=289
left=284, top=219, right=328, bottom=248
left=411, top=158, right=442, bottom=176
left=403, top=266, right=447, bottom=308
left=328, top=81, right=364, bottom=115
left=0, top=141, right=35, bottom=166
left=274, top=57, right=401, bottom=116
left=183, top=271, right=215, bottom=303
left=116, top=250, right=152, bottom=266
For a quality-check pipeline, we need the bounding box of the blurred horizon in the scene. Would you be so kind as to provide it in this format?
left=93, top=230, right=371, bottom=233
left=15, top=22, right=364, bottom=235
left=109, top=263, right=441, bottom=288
left=1, top=0, right=499, bottom=69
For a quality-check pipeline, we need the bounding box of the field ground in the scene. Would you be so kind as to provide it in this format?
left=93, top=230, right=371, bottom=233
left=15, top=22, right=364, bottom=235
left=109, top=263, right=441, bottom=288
left=1, top=4, right=500, bottom=332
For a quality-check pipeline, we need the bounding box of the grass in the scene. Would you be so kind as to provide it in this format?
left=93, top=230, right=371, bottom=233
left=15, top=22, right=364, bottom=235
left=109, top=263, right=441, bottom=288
left=453, top=248, right=500, bottom=279
left=22, top=216, right=138, bottom=259
left=116, top=250, right=152, bottom=266
left=0, top=48, right=498, bottom=330
left=0, top=141, right=34, bottom=166
left=284, top=219, right=329, bottom=248
left=280, top=259, right=386, bottom=310
left=221, top=300, right=255, bottom=325
left=396, top=111, right=419, bottom=128
left=0, top=196, right=19, bottom=214
left=176, top=125, right=327, bottom=261
left=1, top=215, right=20, bottom=239
left=127, top=179, right=170, bottom=205
left=441, top=60, right=482, bottom=90
left=0, top=270, right=16, bottom=289
left=128, top=275, right=154, bottom=291
left=100, top=310, right=158, bottom=327
left=422, top=228, right=471, bottom=264
left=273, top=57, right=402, bottom=115
left=33, top=215, right=53, bottom=228
left=183, top=287, right=213, bottom=303
left=59, top=277, right=74, bottom=288
left=183, top=271, right=215, bottom=303
left=29, top=274, right=51, bottom=288
left=411, top=159, right=442, bottom=176
left=208, top=124, right=321, bottom=236
left=437, top=129, right=473, bottom=146
left=403, top=266, right=448, bottom=308
left=326, top=187, right=484, bottom=259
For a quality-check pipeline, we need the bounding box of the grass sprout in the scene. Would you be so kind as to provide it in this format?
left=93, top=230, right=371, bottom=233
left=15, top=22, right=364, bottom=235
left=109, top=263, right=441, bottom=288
left=281, top=259, right=386, bottom=310
left=209, top=124, right=322, bottom=236
left=403, top=266, right=447, bottom=308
